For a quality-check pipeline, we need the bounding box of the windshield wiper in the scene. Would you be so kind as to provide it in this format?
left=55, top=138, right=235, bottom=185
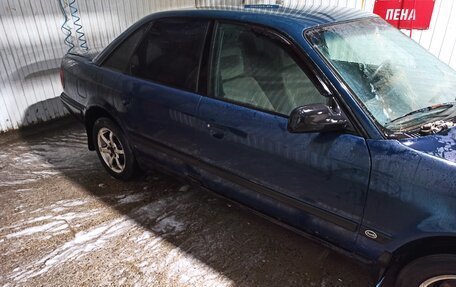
left=388, top=103, right=456, bottom=125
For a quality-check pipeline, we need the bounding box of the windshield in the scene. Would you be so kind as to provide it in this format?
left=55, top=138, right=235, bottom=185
left=307, top=17, right=456, bottom=131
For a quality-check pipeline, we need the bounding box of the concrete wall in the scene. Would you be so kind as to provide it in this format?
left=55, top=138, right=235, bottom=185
left=1, top=0, right=455, bottom=132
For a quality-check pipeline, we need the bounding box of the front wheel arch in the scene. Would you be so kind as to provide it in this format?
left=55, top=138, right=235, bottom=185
left=381, top=236, right=456, bottom=286
left=395, top=254, right=456, bottom=287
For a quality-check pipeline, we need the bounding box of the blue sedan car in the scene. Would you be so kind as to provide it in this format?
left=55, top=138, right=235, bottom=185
left=60, top=5, right=456, bottom=287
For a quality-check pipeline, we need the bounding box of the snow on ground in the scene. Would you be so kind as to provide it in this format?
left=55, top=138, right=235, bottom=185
left=0, top=122, right=373, bottom=286
left=3, top=192, right=233, bottom=286
left=117, top=192, right=149, bottom=204
left=0, top=130, right=95, bottom=188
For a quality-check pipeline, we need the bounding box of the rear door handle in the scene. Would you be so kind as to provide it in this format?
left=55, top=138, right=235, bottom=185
left=122, top=92, right=135, bottom=106
left=207, top=123, right=225, bottom=139
left=121, top=98, right=129, bottom=106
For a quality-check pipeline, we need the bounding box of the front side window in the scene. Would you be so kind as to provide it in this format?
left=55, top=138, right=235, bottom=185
left=308, top=18, right=456, bottom=131
left=211, top=23, right=325, bottom=116
left=128, top=18, right=209, bottom=91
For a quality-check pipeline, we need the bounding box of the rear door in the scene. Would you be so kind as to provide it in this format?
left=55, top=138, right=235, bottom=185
left=104, top=18, right=210, bottom=174
left=192, top=22, right=371, bottom=249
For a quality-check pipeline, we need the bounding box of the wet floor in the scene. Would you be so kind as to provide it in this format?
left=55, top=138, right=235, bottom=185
left=0, top=119, right=374, bottom=286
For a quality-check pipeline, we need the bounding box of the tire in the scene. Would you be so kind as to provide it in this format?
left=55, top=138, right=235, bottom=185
left=395, top=254, right=456, bottom=287
left=92, top=117, right=138, bottom=180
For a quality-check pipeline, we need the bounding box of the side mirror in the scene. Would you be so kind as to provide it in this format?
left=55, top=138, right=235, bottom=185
left=288, top=103, right=348, bottom=133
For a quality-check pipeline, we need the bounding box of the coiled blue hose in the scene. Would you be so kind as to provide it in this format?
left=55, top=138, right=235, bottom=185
left=58, top=0, right=74, bottom=53
left=69, top=0, right=89, bottom=51
left=58, top=0, right=89, bottom=53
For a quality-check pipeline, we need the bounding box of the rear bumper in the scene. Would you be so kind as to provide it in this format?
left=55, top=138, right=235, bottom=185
left=60, top=92, right=84, bottom=122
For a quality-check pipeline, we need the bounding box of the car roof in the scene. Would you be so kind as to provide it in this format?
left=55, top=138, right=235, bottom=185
left=144, top=5, right=375, bottom=32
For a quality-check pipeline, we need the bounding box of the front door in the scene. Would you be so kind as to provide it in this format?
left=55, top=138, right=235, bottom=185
left=193, top=22, right=371, bottom=249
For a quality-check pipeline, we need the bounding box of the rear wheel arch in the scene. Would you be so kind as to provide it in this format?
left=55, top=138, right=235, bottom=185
left=84, top=106, right=122, bottom=150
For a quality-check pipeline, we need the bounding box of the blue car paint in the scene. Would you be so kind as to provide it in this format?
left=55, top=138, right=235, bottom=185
left=357, top=138, right=456, bottom=256
left=60, top=5, right=456, bottom=283
left=194, top=96, right=371, bottom=251
left=127, top=84, right=203, bottom=177
left=401, top=127, right=456, bottom=164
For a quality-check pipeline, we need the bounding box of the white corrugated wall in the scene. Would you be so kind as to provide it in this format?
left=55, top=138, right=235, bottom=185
left=1, top=0, right=455, bottom=132
left=0, top=0, right=193, bottom=133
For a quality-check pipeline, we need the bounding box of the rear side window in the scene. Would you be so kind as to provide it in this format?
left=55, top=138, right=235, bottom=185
left=102, top=25, right=148, bottom=73
left=129, top=19, right=209, bottom=91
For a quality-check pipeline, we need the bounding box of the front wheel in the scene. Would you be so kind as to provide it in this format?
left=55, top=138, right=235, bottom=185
left=395, top=254, right=456, bottom=287
left=92, top=118, right=138, bottom=180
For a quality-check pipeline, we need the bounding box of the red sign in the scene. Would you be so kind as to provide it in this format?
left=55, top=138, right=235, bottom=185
left=373, top=0, right=435, bottom=30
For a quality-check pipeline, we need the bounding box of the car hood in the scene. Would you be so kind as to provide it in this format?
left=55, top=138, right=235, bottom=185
left=400, top=126, right=456, bottom=164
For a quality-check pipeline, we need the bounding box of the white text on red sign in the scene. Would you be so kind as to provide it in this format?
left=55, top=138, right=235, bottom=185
left=385, top=9, right=416, bottom=21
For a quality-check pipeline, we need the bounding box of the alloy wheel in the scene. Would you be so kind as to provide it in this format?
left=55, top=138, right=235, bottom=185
left=97, top=127, right=126, bottom=173
left=420, top=276, right=456, bottom=287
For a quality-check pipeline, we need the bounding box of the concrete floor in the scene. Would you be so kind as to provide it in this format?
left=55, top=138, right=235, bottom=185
left=0, top=119, right=375, bottom=286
